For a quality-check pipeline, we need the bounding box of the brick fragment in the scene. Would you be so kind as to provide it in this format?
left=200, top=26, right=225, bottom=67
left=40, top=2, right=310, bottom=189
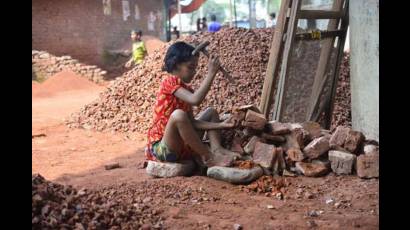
left=329, top=126, right=350, bottom=148
left=344, top=130, right=365, bottom=153
left=268, top=121, right=291, bottom=135
left=328, top=150, right=356, bottom=175
left=356, top=154, right=379, bottom=178
left=295, top=162, right=329, bottom=177
left=243, top=110, right=267, bottom=130
left=302, top=121, right=323, bottom=140
left=253, top=142, right=277, bottom=169
left=303, top=135, right=330, bottom=159
left=287, top=147, right=305, bottom=162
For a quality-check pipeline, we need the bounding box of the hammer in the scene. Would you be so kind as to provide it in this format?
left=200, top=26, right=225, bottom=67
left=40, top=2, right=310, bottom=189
left=192, top=41, right=235, bottom=83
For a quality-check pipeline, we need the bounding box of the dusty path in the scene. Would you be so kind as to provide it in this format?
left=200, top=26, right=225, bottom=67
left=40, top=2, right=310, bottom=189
left=32, top=77, right=378, bottom=229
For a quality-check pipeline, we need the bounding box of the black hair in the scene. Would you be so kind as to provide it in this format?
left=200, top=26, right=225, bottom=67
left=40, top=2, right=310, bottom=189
left=202, top=17, right=207, bottom=21
left=131, top=29, right=143, bottom=36
left=269, top=12, right=276, bottom=18
left=211, top=14, right=216, bottom=21
left=163, top=42, right=197, bottom=73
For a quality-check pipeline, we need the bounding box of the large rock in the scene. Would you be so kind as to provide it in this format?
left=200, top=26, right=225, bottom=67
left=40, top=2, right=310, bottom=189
left=295, top=162, right=329, bottom=177
left=253, top=142, right=277, bottom=168
left=207, top=166, right=263, bottom=184
left=303, top=135, right=330, bottom=159
left=146, top=160, right=195, bottom=178
left=356, top=154, right=379, bottom=178
left=328, top=150, right=356, bottom=175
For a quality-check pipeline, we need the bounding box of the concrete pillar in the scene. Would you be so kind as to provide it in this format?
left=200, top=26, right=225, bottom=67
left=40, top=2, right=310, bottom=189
left=349, top=0, right=379, bottom=141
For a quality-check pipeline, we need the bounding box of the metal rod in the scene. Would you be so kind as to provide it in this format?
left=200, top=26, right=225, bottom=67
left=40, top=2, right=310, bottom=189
left=234, top=0, right=237, bottom=27
left=177, top=0, right=182, bottom=33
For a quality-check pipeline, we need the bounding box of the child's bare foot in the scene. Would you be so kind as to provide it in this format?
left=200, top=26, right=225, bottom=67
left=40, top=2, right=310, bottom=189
left=212, top=147, right=242, bottom=160
left=204, top=154, right=234, bottom=167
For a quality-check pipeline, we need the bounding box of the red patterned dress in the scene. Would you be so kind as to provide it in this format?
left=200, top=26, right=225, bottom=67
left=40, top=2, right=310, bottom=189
left=145, top=75, right=194, bottom=161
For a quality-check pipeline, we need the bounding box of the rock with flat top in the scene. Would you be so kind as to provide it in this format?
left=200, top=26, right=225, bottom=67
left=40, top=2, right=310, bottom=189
left=303, top=135, right=330, bottom=159
left=207, top=166, right=263, bottom=184
left=328, top=150, right=356, bottom=175
left=146, top=160, right=195, bottom=178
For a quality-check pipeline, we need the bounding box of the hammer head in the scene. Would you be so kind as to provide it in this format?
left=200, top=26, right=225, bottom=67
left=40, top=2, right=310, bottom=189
left=192, top=41, right=210, bottom=56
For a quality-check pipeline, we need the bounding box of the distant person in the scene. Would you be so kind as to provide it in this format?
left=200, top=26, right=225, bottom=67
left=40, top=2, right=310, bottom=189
left=172, top=26, right=180, bottom=40
left=266, top=12, right=276, bottom=28
left=125, top=29, right=147, bottom=68
left=196, top=18, right=202, bottom=32
left=208, top=15, right=221, bottom=32
left=201, top=17, right=208, bottom=32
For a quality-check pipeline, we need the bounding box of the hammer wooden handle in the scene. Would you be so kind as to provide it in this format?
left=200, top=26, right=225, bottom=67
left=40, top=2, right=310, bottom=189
left=201, top=50, right=235, bottom=83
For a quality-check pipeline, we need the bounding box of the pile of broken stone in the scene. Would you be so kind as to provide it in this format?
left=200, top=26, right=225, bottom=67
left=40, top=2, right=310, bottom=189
left=147, top=105, right=379, bottom=184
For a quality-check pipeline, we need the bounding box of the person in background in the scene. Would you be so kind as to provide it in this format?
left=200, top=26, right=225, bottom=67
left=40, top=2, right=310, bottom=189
left=208, top=15, right=221, bottom=32
left=196, top=18, right=202, bottom=32
left=171, top=26, right=180, bottom=40
left=201, top=17, right=207, bottom=32
left=125, top=29, right=147, bottom=68
left=266, top=12, right=276, bottom=28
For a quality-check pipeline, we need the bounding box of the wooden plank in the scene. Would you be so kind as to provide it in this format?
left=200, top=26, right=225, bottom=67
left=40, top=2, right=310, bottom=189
left=272, top=0, right=302, bottom=121
left=306, top=0, right=345, bottom=121
left=259, top=0, right=291, bottom=118
left=295, top=29, right=346, bottom=40
left=324, top=1, right=349, bottom=129
left=298, top=10, right=343, bottom=19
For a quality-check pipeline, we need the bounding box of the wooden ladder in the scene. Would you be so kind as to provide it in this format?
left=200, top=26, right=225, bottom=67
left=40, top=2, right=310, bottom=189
left=259, top=0, right=349, bottom=128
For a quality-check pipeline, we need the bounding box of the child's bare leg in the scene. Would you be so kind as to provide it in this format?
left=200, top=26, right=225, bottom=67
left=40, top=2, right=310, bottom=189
left=197, top=108, right=241, bottom=159
left=162, top=109, right=233, bottom=166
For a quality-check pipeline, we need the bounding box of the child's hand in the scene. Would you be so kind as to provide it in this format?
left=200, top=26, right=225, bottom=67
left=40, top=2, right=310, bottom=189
left=125, top=60, right=132, bottom=68
left=208, top=55, right=220, bottom=76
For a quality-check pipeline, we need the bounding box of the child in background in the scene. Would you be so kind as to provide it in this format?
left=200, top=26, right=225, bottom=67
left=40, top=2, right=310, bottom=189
left=145, top=42, right=240, bottom=167
left=125, top=29, right=147, bottom=68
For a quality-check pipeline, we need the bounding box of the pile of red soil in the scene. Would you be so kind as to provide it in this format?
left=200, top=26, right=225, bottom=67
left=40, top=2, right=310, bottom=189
left=142, top=35, right=165, bottom=55
left=32, top=70, right=100, bottom=98
left=241, top=175, right=290, bottom=196
left=233, top=160, right=255, bottom=169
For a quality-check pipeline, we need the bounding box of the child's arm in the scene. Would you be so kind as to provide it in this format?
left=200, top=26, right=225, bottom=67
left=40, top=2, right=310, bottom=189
left=125, top=57, right=134, bottom=68
left=192, top=119, right=236, bottom=130
left=142, top=42, right=148, bottom=56
left=174, top=55, right=220, bottom=106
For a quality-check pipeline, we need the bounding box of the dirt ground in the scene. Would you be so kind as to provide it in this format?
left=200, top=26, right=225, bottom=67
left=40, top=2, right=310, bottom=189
left=32, top=78, right=379, bottom=229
